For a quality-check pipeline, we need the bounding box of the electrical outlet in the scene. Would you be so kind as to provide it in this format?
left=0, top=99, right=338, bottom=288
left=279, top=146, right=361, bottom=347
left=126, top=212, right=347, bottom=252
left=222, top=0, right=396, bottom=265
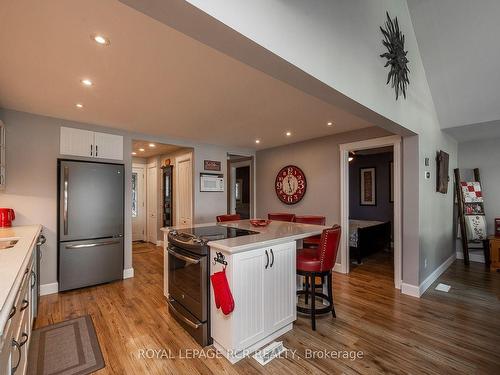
left=425, top=171, right=431, bottom=180
left=424, top=258, right=428, bottom=268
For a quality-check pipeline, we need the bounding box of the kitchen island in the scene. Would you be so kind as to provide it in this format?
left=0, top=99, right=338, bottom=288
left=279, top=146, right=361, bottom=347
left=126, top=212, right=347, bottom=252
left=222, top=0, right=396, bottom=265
left=161, top=220, right=328, bottom=363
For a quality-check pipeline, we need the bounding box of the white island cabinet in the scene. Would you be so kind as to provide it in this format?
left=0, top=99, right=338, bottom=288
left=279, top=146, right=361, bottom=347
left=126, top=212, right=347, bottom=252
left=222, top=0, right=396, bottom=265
left=210, top=241, right=296, bottom=362
left=161, top=220, right=329, bottom=364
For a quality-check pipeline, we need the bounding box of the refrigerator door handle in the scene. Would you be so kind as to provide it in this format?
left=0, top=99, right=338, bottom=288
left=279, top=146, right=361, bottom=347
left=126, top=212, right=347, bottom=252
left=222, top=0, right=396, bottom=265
left=65, top=240, right=121, bottom=249
left=63, top=166, right=69, bottom=235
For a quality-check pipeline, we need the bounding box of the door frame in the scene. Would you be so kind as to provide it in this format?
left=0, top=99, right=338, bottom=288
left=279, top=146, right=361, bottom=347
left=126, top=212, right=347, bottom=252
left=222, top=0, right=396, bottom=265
left=175, top=152, right=194, bottom=226
left=146, top=160, right=158, bottom=243
left=339, top=135, right=402, bottom=289
left=132, top=163, right=146, bottom=241
left=227, top=155, right=255, bottom=218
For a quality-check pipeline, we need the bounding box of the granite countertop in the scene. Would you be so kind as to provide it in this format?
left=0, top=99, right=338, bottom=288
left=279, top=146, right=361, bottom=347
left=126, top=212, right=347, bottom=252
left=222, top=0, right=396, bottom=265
left=0, top=225, right=42, bottom=335
left=161, top=220, right=329, bottom=254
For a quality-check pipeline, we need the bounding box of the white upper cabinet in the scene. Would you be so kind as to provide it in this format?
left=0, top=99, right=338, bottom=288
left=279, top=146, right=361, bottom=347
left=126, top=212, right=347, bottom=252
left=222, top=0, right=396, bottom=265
left=60, top=127, right=123, bottom=160
left=60, top=127, right=95, bottom=157
left=94, top=132, right=123, bottom=160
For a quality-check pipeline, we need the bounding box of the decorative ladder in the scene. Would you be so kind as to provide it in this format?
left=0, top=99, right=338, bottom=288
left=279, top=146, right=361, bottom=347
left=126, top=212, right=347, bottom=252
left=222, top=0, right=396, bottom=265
left=454, top=168, right=489, bottom=265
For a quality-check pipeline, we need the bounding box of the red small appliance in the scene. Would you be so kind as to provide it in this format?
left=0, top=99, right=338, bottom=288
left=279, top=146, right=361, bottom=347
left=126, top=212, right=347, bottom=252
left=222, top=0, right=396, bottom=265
left=0, top=208, right=15, bottom=227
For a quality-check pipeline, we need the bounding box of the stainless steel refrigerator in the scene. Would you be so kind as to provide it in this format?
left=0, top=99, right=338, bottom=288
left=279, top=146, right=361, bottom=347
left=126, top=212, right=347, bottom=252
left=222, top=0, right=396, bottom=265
left=58, top=160, right=124, bottom=291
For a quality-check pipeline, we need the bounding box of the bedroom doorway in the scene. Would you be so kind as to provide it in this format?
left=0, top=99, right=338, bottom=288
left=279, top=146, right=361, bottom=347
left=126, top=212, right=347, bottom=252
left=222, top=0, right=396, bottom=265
left=339, top=135, right=402, bottom=289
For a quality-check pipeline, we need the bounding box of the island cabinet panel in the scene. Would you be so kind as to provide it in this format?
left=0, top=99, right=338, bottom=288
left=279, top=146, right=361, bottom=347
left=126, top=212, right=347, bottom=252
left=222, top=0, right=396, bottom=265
left=210, top=241, right=296, bottom=363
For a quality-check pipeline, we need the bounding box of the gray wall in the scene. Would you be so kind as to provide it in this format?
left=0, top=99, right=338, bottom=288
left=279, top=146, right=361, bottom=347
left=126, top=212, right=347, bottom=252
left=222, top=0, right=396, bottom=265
left=256, top=126, right=392, bottom=263
left=0, top=109, right=253, bottom=287
left=349, top=152, right=394, bottom=225
left=458, top=137, right=500, bottom=236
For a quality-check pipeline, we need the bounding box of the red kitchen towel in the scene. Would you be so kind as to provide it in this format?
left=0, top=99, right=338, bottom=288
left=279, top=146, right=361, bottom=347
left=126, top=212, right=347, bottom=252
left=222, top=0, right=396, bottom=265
left=210, top=268, right=234, bottom=315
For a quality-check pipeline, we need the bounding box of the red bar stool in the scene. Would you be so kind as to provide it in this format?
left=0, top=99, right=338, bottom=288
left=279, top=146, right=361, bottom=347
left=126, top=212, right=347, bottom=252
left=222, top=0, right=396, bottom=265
left=296, top=225, right=341, bottom=330
left=294, top=215, right=326, bottom=248
left=268, top=213, right=296, bottom=222
left=216, top=214, right=241, bottom=222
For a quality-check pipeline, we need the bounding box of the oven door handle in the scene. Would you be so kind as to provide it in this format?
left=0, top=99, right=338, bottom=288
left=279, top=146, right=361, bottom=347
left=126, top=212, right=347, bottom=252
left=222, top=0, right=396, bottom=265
left=167, top=298, right=202, bottom=329
left=167, top=248, right=201, bottom=264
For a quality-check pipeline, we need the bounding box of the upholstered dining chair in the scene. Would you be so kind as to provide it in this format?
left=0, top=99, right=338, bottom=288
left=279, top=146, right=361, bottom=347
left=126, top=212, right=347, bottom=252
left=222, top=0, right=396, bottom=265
left=296, top=225, right=341, bottom=330
left=267, top=213, right=296, bottom=222
left=294, top=215, right=326, bottom=248
left=216, top=214, right=241, bottom=222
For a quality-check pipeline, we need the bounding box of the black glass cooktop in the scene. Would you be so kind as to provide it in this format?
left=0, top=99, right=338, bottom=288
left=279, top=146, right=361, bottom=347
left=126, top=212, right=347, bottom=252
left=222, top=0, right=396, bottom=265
left=177, top=225, right=259, bottom=241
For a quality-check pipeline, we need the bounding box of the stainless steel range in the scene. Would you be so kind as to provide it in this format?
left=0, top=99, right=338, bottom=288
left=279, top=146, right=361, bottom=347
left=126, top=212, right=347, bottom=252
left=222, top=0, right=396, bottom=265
left=167, top=225, right=258, bottom=346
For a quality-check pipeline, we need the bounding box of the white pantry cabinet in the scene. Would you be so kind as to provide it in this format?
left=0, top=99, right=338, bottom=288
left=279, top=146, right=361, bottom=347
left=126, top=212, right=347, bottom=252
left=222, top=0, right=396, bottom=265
left=60, top=127, right=123, bottom=160
left=210, top=241, right=296, bottom=363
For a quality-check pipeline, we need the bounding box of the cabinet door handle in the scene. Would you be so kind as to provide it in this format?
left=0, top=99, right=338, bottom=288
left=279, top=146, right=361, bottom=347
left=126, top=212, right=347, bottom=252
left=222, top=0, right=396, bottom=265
left=96, top=145, right=98, bottom=157
left=19, top=333, right=29, bottom=347
left=20, top=299, right=29, bottom=311
left=265, top=250, right=269, bottom=269
left=11, top=339, right=22, bottom=374
left=90, top=144, right=93, bottom=156
left=270, top=249, right=274, bottom=268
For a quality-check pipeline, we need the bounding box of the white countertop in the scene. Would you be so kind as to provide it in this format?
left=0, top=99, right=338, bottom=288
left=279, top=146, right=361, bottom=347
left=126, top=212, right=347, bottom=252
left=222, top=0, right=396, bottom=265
left=161, top=220, right=329, bottom=253
left=0, top=225, right=42, bottom=334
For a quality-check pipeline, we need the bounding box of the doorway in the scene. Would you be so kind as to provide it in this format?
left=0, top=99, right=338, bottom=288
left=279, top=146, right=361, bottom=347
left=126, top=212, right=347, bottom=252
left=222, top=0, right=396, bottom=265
left=132, top=164, right=146, bottom=241
left=131, top=140, right=193, bottom=248
left=339, top=135, right=402, bottom=289
left=227, top=155, right=254, bottom=219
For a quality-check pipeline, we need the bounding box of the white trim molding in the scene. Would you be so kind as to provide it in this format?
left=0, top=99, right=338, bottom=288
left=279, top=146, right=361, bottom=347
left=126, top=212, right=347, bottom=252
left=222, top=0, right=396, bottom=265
left=419, top=253, right=456, bottom=296
left=401, top=253, right=456, bottom=298
left=339, top=135, right=402, bottom=289
left=123, top=267, right=135, bottom=279
left=456, top=250, right=484, bottom=263
left=40, top=282, right=59, bottom=296
left=156, top=240, right=164, bottom=247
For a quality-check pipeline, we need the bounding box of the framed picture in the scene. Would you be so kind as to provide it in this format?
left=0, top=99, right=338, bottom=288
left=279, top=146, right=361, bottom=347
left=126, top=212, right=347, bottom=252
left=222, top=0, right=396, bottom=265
left=204, top=160, right=221, bottom=171
left=436, top=150, right=449, bottom=194
left=389, top=161, right=394, bottom=203
left=360, top=167, right=376, bottom=206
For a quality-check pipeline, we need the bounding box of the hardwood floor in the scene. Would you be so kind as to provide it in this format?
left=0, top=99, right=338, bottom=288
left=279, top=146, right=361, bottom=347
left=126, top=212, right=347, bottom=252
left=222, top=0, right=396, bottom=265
left=36, top=244, right=500, bottom=374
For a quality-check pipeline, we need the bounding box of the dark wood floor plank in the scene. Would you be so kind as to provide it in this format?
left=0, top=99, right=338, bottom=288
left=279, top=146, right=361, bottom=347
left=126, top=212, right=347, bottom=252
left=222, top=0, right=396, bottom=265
left=35, top=245, right=500, bottom=374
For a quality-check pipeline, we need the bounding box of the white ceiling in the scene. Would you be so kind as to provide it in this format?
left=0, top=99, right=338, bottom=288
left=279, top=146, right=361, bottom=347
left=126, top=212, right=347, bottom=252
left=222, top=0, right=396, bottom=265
left=408, top=0, right=500, bottom=138
left=0, top=0, right=375, bottom=150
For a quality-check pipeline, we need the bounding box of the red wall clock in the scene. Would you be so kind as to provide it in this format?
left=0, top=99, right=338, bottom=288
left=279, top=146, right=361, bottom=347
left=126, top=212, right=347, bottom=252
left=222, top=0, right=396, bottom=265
left=275, top=165, right=307, bottom=205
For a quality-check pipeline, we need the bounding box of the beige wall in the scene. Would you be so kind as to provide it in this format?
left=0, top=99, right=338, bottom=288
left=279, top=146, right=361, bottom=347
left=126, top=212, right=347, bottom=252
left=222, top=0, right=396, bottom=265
left=256, top=126, right=391, bottom=250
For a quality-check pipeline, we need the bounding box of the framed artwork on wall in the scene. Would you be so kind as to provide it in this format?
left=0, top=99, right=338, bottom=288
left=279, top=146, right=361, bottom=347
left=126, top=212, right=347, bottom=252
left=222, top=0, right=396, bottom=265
left=389, top=161, right=394, bottom=203
left=360, top=167, right=376, bottom=206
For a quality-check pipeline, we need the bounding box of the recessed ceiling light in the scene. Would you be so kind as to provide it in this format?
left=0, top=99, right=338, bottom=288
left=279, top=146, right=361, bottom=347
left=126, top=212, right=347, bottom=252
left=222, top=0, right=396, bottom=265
left=75, top=103, right=83, bottom=108
left=255, top=139, right=261, bottom=144
left=148, top=143, right=156, bottom=148
left=286, top=131, right=292, bottom=137
left=139, top=148, right=145, bottom=152
left=81, top=79, right=93, bottom=87
left=92, top=34, right=110, bottom=46
left=327, top=121, right=333, bottom=126
left=131, top=152, right=137, bottom=155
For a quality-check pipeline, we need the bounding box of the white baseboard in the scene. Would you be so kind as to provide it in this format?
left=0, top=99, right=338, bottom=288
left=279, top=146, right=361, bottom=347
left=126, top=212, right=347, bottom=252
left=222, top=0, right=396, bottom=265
left=401, top=283, right=420, bottom=298
left=40, top=282, right=59, bottom=296
left=123, top=268, right=134, bottom=279
left=456, top=251, right=485, bottom=263
left=419, top=253, right=456, bottom=296
left=156, top=240, right=164, bottom=247
left=401, top=253, right=456, bottom=298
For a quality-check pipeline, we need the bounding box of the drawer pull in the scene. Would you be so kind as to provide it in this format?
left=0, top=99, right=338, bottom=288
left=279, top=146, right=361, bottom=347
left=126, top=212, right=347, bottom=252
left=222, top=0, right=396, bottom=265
left=19, top=333, right=29, bottom=347
left=11, top=339, right=22, bottom=374
left=8, top=306, right=16, bottom=319
left=20, top=299, right=29, bottom=311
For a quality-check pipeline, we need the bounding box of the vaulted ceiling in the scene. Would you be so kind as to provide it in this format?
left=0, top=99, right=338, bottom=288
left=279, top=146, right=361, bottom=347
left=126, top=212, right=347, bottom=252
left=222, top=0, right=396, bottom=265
left=0, top=0, right=375, bottom=150
left=407, top=0, right=500, bottom=142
